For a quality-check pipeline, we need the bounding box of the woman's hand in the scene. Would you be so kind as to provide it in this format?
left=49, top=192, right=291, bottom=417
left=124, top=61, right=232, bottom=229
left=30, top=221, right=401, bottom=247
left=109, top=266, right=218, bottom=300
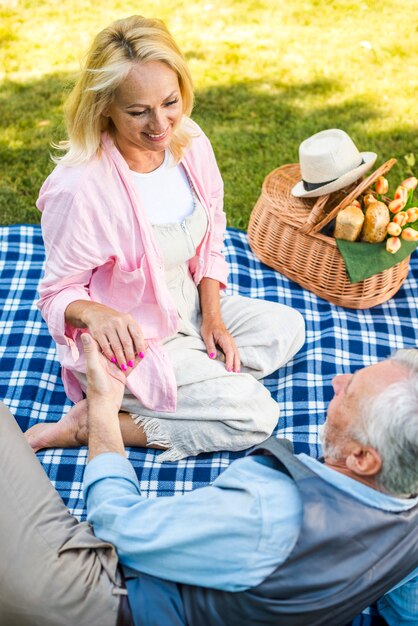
left=200, top=316, right=240, bottom=373
left=66, top=300, right=147, bottom=370
left=197, top=277, right=240, bottom=373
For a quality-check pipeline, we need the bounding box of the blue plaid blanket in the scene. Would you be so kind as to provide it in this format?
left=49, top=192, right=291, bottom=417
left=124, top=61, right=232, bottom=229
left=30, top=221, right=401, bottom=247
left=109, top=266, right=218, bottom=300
left=2, top=224, right=417, bottom=625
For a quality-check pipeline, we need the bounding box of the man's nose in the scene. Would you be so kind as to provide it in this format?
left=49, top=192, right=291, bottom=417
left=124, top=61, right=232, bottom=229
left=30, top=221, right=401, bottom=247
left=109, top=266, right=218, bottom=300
left=332, top=373, right=351, bottom=395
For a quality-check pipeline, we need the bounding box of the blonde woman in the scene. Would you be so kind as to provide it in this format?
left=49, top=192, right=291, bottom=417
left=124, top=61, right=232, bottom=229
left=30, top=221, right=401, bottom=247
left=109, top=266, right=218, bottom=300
left=26, top=15, right=305, bottom=460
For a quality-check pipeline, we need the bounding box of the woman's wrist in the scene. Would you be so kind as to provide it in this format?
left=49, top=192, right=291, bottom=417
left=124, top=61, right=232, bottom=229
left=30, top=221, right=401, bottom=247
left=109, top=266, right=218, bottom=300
left=65, top=300, right=96, bottom=328
left=198, top=277, right=222, bottom=321
left=79, top=301, right=101, bottom=327
left=201, top=308, right=222, bottom=322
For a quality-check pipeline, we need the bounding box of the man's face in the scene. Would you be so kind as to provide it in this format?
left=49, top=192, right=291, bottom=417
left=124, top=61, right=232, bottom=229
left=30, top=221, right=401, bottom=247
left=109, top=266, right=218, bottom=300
left=320, top=360, right=407, bottom=462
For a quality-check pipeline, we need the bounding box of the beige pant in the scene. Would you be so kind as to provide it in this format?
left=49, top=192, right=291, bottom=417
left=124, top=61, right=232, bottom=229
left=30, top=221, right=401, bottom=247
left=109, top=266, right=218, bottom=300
left=76, top=295, right=305, bottom=461
left=0, top=402, right=121, bottom=626
left=75, top=295, right=305, bottom=461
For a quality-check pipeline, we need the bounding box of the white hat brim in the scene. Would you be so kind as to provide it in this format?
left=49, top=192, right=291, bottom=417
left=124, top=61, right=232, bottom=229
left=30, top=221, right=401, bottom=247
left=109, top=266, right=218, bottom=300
left=291, top=152, right=377, bottom=198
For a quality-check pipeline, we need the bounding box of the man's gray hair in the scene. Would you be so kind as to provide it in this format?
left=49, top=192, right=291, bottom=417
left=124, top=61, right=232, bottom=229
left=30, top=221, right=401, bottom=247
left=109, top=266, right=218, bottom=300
left=352, top=348, right=418, bottom=497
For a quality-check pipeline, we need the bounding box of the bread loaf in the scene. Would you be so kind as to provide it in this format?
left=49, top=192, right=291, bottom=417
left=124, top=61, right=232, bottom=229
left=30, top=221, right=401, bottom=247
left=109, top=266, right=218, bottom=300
left=334, top=205, right=365, bottom=241
left=361, top=201, right=390, bottom=243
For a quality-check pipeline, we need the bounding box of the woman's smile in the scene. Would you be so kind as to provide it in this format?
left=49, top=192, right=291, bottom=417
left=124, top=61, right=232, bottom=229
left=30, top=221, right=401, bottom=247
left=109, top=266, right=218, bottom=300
left=143, top=128, right=170, bottom=141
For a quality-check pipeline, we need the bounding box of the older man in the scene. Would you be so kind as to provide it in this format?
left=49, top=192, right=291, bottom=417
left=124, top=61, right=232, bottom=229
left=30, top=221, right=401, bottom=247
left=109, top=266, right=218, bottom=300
left=1, top=337, right=417, bottom=626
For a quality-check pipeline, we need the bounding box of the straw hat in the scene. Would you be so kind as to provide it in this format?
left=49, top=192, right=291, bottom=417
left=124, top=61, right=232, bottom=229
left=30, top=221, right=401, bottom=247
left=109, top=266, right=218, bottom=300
left=291, top=129, right=377, bottom=198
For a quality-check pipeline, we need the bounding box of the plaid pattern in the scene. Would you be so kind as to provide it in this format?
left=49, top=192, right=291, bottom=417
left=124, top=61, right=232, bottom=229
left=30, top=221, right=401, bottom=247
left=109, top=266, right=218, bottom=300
left=2, top=224, right=417, bottom=625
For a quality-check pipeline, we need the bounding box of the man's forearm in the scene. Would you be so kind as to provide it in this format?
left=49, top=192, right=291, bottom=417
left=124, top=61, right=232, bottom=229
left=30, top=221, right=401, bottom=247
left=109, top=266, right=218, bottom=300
left=87, top=401, right=125, bottom=461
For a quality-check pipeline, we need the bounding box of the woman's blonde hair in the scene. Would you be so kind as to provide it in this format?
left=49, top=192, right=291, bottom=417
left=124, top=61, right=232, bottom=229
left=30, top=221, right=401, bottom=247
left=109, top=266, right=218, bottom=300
left=54, top=15, right=194, bottom=165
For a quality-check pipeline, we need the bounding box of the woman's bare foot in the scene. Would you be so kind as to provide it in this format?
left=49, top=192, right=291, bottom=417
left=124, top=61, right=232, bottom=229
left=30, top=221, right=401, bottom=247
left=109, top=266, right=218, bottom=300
left=25, top=402, right=165, bottom=452
left=24, top=400, right=88, bottom=453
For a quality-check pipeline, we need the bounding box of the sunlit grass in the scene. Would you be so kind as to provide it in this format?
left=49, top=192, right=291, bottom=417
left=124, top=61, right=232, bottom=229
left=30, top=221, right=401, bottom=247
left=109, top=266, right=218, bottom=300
left=1, top=0, right=417, bottom=228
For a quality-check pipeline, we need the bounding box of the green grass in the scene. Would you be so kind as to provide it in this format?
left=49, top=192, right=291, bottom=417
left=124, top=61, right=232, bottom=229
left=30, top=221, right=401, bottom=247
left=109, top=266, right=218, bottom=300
left=1, top=0, right=418, bottom=229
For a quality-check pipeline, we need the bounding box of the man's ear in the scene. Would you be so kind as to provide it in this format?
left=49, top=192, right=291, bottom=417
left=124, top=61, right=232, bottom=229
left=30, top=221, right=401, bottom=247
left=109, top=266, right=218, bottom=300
left=346, top=444, right=382, bottom=477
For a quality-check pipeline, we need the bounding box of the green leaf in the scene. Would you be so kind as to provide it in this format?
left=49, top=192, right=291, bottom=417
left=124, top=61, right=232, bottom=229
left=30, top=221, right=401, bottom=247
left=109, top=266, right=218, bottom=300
left=336, top=239, right=417, bottom=283
left=404, top=188, right=415, bottom=210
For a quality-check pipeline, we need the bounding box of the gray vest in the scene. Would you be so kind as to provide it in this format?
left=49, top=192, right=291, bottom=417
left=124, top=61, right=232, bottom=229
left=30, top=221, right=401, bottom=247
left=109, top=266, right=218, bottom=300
left=180, top=437, right=418, bottom=626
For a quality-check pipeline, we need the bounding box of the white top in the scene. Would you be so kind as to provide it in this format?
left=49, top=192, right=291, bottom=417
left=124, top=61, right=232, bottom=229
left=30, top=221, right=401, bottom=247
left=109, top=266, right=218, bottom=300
left=131, top=151, right=195, bottom=224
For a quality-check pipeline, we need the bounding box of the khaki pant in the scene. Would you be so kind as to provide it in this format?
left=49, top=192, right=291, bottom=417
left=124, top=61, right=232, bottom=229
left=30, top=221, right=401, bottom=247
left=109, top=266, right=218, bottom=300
left=127, top=295, right=306, bottom=460
left=0, top=402, right=121, bottom=626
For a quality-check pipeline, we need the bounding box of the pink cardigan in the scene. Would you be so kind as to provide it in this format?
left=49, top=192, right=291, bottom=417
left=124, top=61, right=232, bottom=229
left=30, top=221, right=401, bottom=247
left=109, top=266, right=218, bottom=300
left=37, top=121, right=229, bottom=411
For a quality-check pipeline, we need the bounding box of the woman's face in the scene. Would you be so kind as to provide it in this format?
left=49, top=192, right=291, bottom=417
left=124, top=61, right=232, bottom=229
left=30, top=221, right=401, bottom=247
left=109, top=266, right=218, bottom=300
left=106, top=60, right=183, bottom=163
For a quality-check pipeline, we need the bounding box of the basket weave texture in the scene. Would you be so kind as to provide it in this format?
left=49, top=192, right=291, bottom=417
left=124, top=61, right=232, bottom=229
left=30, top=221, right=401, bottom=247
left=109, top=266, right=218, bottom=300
left=247, top=160, right=410, bottom=309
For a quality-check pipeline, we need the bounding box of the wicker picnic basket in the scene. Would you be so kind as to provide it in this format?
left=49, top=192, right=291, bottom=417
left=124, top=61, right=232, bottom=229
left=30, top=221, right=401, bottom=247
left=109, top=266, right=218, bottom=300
left=247, top=159, right=411, bottom=309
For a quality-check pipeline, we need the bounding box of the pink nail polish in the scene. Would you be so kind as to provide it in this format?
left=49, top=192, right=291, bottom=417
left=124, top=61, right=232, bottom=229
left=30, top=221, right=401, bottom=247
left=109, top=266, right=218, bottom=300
left=128, top=360, right=134, bottom=367
left=121, top=363, right=127, bottom=372
left=227, top=367, right=232, bottom=372
left=139, top=351, right=145, bottom=359
left=111, top=357, right=117, bottom=364
left=209, top=352, right=215, bottom=359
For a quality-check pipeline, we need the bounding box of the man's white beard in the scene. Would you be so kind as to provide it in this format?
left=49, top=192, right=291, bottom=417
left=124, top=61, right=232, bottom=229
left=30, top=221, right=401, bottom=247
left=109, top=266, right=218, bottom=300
left=318, top=422, right=345, bottom=462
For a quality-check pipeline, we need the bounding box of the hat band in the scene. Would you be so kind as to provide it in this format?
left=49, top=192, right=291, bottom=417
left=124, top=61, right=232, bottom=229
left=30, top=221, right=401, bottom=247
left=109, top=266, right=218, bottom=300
left=302, top=158, right=365, bottom=192
left=302, top=176, right=338, bottom=192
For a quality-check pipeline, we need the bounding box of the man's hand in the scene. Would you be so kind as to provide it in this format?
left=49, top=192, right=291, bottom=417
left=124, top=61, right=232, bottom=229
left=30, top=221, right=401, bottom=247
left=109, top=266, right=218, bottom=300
left=81, top=332, right=137, bottom=460
left=81, top=332, right=126, bottom=411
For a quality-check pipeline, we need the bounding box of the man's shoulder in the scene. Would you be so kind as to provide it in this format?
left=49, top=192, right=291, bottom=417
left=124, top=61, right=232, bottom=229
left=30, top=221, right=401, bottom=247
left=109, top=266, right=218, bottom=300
left=298, top=453, right=418, bottom=512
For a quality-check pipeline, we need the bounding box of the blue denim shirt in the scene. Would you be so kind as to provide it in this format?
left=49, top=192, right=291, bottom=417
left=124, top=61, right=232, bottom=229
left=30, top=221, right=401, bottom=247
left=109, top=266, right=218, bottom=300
left=84, top=452, right=418, bottom=624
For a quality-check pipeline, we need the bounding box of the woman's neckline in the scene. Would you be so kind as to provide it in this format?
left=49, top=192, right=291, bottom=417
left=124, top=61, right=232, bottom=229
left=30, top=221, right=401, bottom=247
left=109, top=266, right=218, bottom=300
left=130, top=150, right=169, bottom=177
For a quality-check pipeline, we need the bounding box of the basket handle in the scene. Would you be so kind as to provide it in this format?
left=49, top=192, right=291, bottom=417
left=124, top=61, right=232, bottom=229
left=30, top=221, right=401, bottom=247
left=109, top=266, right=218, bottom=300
left=299, top=194, right=332, bottom=234
left=300, top=158, right=397, bottom=235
